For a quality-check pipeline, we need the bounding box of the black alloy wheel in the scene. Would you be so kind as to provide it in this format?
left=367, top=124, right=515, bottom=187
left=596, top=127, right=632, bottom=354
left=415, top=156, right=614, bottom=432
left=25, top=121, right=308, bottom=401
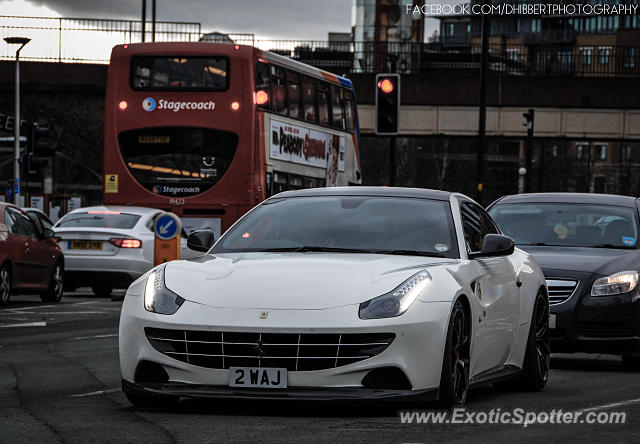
left=439, top=300, right=470, bottom=407
left=0, top=264, right=10, bottom=305
left=41, top=263, right=64, bottom=303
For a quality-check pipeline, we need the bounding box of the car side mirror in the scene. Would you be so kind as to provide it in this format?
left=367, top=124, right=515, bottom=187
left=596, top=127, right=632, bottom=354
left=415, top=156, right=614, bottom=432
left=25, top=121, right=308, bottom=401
left=469, top=234, right=515, bottom=259
left=187, top=230, right=215, bottom=252
left=43, top=228, right=56, bottom=239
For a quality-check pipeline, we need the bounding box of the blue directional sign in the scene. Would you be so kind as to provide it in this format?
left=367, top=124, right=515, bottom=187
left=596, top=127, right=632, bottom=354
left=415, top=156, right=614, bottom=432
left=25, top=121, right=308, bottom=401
left=154, top=212, right=181, bottom=241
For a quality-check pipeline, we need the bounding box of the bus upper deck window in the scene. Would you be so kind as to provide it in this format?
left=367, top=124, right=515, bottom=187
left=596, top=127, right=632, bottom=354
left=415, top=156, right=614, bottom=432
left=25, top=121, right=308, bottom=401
left=271, top=66, right=287, bottom=115
left=131, top=56, right=228, bottom=90
left=302, top=76, right=317, bottom=122
left=343, top=90, right=357, bottom=131
left=330, top=85, right=344, bottom=129
left=287, top=71, right=302, bottom=119
left=317, top=82, right=330, bottom=125
left=255, top=61, right=270, bottom=109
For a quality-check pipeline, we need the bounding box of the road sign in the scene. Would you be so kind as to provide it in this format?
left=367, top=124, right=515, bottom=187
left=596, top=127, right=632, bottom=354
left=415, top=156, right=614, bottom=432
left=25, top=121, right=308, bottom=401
left=154, top=212, right=181, bottom=240
left=154, top=212, right=182, bottom=265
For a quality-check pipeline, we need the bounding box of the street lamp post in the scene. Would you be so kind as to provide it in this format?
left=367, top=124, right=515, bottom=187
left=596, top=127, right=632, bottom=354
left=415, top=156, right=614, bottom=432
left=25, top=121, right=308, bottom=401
left=4, top=36, right=31, bottom=206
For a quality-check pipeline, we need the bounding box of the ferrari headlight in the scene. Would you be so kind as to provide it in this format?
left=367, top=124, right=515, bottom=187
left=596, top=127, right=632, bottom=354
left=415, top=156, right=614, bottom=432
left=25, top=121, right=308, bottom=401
left=144, top=266, right=185, bottom=315
left=359, top=270, right=431, bottom=319
left=591, top=270, right=639, bottom=297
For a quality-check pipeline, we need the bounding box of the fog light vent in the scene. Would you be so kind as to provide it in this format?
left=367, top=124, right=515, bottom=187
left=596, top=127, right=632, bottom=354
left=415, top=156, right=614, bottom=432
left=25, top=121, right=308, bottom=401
left=361, top=367, right=411, bottom=390
left=134, top=360, right=169, bottom=384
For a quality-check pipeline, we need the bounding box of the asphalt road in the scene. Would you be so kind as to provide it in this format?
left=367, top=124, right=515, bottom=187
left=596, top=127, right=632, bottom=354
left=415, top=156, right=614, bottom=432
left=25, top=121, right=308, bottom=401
left=1, top=292, right=640, bottom=443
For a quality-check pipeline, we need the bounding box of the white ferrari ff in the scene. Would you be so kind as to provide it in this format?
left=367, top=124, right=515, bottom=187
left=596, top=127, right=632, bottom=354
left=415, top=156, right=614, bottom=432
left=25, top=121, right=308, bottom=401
left=119, top=187, right=549, bottom=407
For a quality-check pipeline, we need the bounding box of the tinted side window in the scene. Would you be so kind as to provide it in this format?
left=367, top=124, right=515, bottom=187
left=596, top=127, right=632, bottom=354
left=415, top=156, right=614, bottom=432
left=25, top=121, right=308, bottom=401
left=4, top=209, right=16, bottom=233
left=343, top=90, right=357, bottom=131
left=461, top=202, right=484, bottom=253
left=271, top=65, right=287, bottom=115
left=330, top=85, right=344, bottom=129
left=302, top=76, right=317, bottom=122
left=39, top=215, right=53, bottom=230
left=8, top=208, right=39, bottom=238
left=286, top=70, right=302, bottom=119
left=317, top=81, right=330, bottom=125
left=255, top=60, right=270, bottom=110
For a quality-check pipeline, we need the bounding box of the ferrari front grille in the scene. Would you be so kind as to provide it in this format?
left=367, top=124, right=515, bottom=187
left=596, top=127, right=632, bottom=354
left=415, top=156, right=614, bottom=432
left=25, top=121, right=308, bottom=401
left=145, top=328, right=395, bottom=371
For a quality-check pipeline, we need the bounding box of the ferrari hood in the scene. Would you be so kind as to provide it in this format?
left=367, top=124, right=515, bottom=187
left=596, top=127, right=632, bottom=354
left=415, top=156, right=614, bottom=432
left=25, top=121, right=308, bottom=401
left=163, top=252, right=456, bottom=310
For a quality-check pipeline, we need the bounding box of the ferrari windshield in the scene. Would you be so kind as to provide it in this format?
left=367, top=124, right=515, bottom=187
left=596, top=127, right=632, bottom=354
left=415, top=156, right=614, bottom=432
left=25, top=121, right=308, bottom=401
left=212, top=196, right=460, bottom=258
left=489, top=203, right=640, bottom=249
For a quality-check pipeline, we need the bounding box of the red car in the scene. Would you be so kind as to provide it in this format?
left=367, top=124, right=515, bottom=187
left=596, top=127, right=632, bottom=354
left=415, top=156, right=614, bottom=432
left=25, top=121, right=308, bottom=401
left=0, top=202, right=64, bottom=305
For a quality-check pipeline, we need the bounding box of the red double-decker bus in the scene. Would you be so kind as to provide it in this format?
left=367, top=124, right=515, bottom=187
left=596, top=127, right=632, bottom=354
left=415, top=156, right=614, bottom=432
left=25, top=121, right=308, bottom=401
left=103, top=42, right=361, bottom=238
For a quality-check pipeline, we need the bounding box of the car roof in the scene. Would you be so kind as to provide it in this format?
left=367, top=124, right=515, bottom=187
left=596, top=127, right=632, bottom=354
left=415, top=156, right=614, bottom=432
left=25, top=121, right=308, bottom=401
left=65, top=205, right=162, bottom=216
left=492, top=193, right=639, bottom=208
left=272, top=187, right=453, bottom=201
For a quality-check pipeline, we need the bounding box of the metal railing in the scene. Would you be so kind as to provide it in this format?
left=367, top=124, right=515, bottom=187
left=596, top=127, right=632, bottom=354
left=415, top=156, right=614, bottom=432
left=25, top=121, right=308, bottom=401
left=1, top=16, right=639, bottom=77
left=0, top=16, right=202, bottom=63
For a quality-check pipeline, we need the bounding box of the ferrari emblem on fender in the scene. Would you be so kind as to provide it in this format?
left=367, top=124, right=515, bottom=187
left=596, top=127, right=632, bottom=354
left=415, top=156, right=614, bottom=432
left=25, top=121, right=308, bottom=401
left=259, top=311, right=268, bottom=319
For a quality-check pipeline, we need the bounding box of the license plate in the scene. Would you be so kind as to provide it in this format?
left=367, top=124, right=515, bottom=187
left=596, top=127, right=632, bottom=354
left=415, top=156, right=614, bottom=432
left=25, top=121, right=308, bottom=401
left=229, top=367, right=287, bottom=388
left=69, top=240, right=102, bottom=250
left=549, top=313, right=557, bottom=329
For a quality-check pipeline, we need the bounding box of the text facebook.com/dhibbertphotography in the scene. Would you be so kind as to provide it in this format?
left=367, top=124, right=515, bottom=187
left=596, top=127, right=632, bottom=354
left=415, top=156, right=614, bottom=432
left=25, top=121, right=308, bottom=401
left=407, top=2, right=638, bottom=16
left=399, top=408, right=627, bottom=428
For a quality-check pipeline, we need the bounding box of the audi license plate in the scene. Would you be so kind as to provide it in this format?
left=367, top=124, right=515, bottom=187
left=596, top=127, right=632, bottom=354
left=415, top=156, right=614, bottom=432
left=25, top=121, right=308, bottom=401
left=69, top=240, right=102, bottom=250
left=229, top=367, right=287, bottom=388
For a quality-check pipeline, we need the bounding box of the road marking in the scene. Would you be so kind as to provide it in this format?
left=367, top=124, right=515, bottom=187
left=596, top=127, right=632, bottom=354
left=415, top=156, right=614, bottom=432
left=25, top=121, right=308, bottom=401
left=577, top=398, right=640, bottom=414
left=30, top=311, right=105, bottom=315
left=69, top=333, right=118, bottom=341
left=71, top=388, right=121, bottom=398
left=0, top=321, right=47, bottom=328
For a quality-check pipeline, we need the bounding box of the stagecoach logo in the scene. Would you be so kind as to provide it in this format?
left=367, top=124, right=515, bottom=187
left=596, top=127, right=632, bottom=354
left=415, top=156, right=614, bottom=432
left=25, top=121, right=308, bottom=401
left=142, top=97, right=156, bottom=112
left=152, top=185, right=201, bottom=195
left=142, top=97, right=215, bottom=113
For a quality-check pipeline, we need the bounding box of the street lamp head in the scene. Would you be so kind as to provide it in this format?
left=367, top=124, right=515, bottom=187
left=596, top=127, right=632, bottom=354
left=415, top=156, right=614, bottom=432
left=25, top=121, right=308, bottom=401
left=4, top=37, right=31, bottom=45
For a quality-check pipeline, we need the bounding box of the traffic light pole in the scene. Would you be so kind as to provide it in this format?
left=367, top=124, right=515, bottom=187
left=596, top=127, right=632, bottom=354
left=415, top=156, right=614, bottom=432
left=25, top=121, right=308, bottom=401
left=477, top=10, right=490, bottom=203
left=524, top=108, right=534, bottom=192
left=389, top=136, right=396, bottom=186
left=11, top=42, right=29, bottom=206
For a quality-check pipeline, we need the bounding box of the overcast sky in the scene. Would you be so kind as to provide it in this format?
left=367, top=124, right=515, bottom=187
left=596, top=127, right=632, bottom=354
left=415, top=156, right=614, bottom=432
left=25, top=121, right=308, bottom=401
left=2, top=0, right=444, bottom=40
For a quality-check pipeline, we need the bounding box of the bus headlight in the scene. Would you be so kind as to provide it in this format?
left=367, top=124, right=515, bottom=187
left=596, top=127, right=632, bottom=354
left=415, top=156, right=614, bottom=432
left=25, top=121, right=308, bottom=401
left=591, top=270, right=639, bottom=297
left=144, top=266, right=185, bottom=315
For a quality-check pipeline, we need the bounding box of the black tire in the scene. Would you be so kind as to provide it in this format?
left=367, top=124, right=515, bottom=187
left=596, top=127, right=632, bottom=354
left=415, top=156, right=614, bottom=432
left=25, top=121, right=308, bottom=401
left=439, top=299, right=470, bottom=407
left=125, top=391, right=179, bottom=408
left=503, top=290, right=550, bottom=391
left=92, top=285, right=113, bottom=298
left=0, top=263, right=11, bottom=306
left=40, top=262, right=64, bottom=303
left=622, top=355, right=640, bottom=371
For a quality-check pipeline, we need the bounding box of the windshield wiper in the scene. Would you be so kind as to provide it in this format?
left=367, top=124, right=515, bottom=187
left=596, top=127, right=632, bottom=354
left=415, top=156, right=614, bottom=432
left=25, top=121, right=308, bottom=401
left=261, top=246, right=375, bottom=253
left=519, top=242, right=551, bottom=246
left=374, top=249, right=446, bottom=258
left=592, top=244, right=636, bottom=249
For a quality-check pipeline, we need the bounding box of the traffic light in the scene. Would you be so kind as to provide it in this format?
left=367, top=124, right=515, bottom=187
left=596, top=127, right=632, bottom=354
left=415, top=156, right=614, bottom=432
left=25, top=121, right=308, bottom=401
left=27, top=122, right=53, bottom=174
left=375, top=73, right=400, bottom=135
left=522, top=109, right=534, bottom=131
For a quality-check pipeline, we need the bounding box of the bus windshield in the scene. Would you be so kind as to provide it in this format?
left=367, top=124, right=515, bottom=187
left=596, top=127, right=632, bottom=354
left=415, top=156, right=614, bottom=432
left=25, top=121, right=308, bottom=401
left=131, top=56, right=228, bottom=90
left=119, top=127, right=238, bottom=197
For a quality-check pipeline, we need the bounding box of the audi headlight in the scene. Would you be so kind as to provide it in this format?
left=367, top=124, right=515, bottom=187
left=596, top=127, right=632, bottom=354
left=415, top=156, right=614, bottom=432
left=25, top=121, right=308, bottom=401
left=144, top=266, right=185, bottom=315
left=359, top=270, right=431, bottom=319
left=591, top=270, right=639, bottom=297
